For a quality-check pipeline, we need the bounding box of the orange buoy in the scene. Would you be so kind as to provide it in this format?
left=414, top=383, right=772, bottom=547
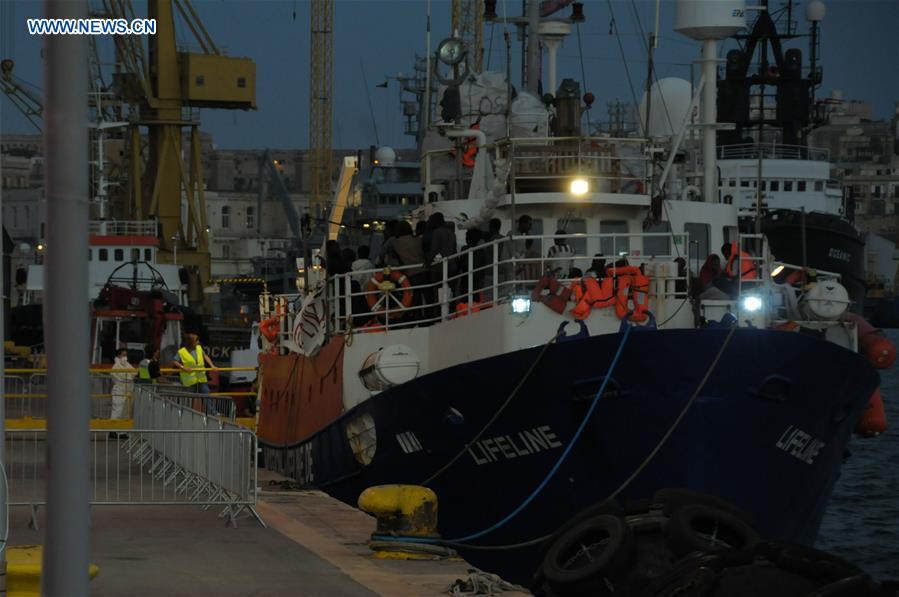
left=844, top=312, right=897, bottom=370
left=861, top=334, right=896, bottom=370
left=856, top=388, right=888, bottom=437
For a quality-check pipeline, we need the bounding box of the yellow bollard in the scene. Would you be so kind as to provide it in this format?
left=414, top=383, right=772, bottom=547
left=358, top=485, right=454, bottom=560
left=6, top=545, right=99, bottom=596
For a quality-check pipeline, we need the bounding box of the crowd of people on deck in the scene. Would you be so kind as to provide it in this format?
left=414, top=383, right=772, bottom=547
left=320, top=211, right=759, bottom=326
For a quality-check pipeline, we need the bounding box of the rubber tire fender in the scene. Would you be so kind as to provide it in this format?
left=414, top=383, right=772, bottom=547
left=665, top=504, right=760, bottom=561
left=806, top=575, right=876, bottom=597
left=542, top=514, right=635, bottom=594
left=755, top=542, right=865, bottom=584
left=651, top=488, right=754, bottom=525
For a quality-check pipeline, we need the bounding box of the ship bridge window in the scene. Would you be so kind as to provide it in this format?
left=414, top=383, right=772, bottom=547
left=114, top=249, right=123, bottom=261
left=99, top=249, right=108, bottom=262
left=600, top=221, right=629, bottom=257
left=145, top=249, right=152, bottom=261
left=784, top=181, right=794, bottom=192
left=770, top=180, right=780, bottom=192
left=643, top=221, right=671, bottom=257
left=563, top=218, right=587, bottom=257
left=798, top=181, right=807, bottom=192
left=684, top=222, right=710, bottom=268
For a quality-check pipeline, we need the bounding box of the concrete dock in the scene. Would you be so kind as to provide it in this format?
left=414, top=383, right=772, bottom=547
left=8, top=480, right=528, bottom=596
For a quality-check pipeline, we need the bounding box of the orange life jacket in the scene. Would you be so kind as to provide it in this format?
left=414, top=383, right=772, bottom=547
left=725, top=242, right=758, bottom=280
left=570, top=276, right=616, bottom=320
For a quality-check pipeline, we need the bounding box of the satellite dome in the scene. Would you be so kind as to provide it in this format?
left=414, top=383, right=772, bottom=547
left=374, top=146, right=397, bottom=167
left=638, top=78, right=694, bottom=138
left=806, top=0, right=826, bottom=22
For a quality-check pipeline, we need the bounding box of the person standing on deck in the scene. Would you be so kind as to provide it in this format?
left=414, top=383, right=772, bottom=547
left=172, top=332, right=221, bottom=416
left=110, top=348, right=133, bottom=424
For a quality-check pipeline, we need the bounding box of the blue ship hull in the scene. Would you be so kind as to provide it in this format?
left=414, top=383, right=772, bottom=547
left=261, top=328, right=879, bottom=584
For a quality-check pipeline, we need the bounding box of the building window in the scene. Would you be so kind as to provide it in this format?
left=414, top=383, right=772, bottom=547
left=131, top=248, right=141, bottom=261
left=145, top=249, right=153, bottom=261
left=99, top=249, right=108, bottom=262
left=600, top=220, right=629, bottom=257
left=237, top=77, right=246, bottom=88
left=770, top=180, right=780, bottom=192
left=221, top=206, right=231, bottom=228
left=195, top=75, right=205, bottom=86
left=814, top=181, right=824, bottom=192
left=222, top=244, right=231, bottom=259
left=740, top=180, right=750, bottom=188
left=246, top=206, right=255, bottom=229
left=643, top=221, right=671, bottom=257
left=566, top=219, right=588, bottom=257
left=798, top=181, right=807, bottom=192
left=728, top=179, right=736, bottom=187
left=784, top=180, right=794, bottom=192
left=114, top=249, right=124, bottom=261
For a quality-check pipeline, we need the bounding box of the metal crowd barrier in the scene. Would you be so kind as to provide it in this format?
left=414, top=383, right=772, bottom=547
left=4, top=384, right=262, bottom=528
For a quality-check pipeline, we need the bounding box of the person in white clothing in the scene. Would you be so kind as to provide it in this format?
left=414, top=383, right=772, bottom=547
left=351, top=245, right=375, bottom=289
left=546, top=230, right=575, bottom=278
left=110, top=348, right=133, bottom=421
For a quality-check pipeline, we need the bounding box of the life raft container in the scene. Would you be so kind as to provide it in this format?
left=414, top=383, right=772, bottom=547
left=365, top=268, right=414, bottom=320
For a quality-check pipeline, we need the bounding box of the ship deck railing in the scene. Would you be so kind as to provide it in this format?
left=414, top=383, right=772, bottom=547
left=717, top=143, right=830, bottom=162
left=422, top=135, right=651, bottom=197
left=88, top=220, right=158, bottom=237
left=318, top=231, right=690, bottom=334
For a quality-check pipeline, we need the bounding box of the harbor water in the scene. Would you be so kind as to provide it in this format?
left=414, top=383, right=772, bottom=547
left=817, top=329, right=899, bottom=581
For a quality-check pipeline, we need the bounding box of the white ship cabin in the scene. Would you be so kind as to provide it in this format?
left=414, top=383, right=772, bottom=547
left=270, top=133, right=770, bottom=411
left=717, top=143, right=843, bottom=217
left=25, top=220, right=186, bottom=304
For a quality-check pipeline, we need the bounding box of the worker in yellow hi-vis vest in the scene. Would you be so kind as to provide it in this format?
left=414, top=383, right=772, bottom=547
left=172, top=332, right=221, bottom=416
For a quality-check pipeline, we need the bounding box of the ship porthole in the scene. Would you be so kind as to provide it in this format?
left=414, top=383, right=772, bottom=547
left=346, top=413, right=377, bottom=466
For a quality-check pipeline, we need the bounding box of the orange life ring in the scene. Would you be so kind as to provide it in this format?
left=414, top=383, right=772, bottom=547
left=259, top=317, right=280, bottom=342
left=365, top=268, right=414, bottom=320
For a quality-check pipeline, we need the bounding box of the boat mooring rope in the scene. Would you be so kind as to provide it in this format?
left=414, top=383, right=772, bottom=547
left=374, top=325, right=737, bottom=551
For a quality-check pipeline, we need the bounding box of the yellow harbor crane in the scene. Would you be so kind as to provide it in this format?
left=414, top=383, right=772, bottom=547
left=309, top=0, right=334, bottom=220
left=106, top=0, right=256, bottom=306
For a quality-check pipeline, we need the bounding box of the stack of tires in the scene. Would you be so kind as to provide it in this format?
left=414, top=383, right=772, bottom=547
left=533, top=489, right=897, bottom=597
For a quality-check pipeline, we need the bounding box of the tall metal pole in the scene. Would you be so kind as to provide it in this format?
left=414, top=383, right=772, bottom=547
left=0, top=80, right=6, bottom=597
left=701, top=39, right=718, bottom=203
left=42, top=0, right=91, bottom=594
left=525, top=0, right=540, bottom=93
left=424, top=0, right=432, bottom=130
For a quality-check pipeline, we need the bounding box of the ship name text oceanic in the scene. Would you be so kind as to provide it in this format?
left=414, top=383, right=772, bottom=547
left=775, top=425, right=825, bottom=465
left=467, top=425, right=563, bottom=465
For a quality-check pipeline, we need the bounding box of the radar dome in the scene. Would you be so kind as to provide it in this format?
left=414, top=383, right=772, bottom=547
left=374, top=146, right=397, bottom=167
left=806, top=0, right=826, bottom=22
left=675, top=0, right=746, bottom=40
left=638, top=78, right=694, bottom=138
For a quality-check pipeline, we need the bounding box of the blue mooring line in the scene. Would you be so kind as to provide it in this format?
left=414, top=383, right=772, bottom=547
left=374, top=323, right=633, bottom=545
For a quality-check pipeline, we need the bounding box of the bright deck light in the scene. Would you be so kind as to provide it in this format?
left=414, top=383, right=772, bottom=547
left=570, top=178, right=589, bottom=196
left=742, top=295, right=763, bottom=312
left=511, top=297, right=531, bottom=314
left=771, top=264, right=785, bottom=277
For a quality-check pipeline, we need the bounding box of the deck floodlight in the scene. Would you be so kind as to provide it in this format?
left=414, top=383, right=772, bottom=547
left=511, top=296, right=531, bottom=314
left=742, top=295, right=763, bottom=312
left=570, top=178, right=589, bottom=196
left=771, top=264, right=785, bottom=277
